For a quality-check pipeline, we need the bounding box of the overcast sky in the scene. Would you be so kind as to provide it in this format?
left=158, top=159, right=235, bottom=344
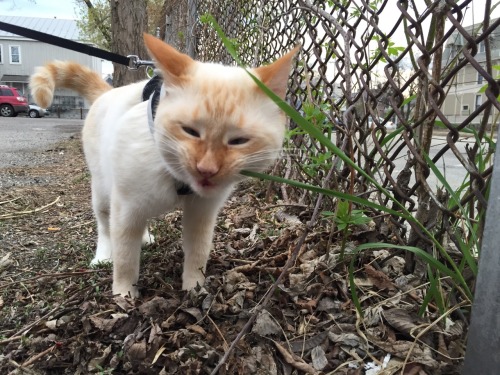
left=0, top=0, right=498, bottom=25
left=0, top=0, right=78, bottom=19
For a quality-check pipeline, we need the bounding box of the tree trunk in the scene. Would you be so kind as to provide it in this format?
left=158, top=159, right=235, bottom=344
left=110, top=0, right=149, bottom=87
left=163, top=0, right=189, bottom=54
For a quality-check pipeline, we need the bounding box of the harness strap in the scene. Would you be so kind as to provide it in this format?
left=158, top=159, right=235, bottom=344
left=143, top=76, right=194, bottom=196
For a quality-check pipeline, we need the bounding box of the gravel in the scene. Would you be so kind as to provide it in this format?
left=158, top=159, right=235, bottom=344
left=0, top=117, right=83, bottom=189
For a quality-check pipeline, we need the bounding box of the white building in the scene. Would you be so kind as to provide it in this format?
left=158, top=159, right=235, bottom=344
left=0, top=15, right=102, bottom=112
left=441, top=20, right=499, bottom=128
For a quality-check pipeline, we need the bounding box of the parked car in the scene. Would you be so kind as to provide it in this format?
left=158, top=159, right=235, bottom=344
left=0, top=85, right=29, bottom=117
left=28, top=104, right=50, bottom=118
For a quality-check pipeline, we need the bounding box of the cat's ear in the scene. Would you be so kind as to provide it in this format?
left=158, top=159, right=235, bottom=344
left=143, top=33, right=194, bottom=86
left=254, top=45, right=301, bottom=99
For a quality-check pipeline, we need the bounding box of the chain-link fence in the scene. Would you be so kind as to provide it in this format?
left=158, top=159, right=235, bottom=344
left=193, top=0, right=500, bottom=263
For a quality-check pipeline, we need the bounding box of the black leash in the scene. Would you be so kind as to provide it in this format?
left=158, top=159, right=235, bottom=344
left=0, top=21, right=153, bottom=69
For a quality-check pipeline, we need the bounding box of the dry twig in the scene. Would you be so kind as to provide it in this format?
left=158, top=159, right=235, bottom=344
left=0, top=196, right=60, bottom=219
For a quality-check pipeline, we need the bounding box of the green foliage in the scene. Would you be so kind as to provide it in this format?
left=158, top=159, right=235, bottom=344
left=323, top=200, right=371, bottom=231
left=370, top=35, right=405, bottom=63
left=205, top=13, right=480, bottom=318
left=478, top=65, right=500, bottom=100
left=75, top=0, right=111, bottom=50
left=75, top=0, right=169, bottom=51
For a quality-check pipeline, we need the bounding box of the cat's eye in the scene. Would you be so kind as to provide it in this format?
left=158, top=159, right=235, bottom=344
left=182, top=126, right=200, bottom=138
left=228, top=137, right=250, bottom=146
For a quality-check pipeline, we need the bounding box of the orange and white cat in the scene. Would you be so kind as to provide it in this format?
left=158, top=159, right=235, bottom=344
left=30, top=34, right=298, bottom=298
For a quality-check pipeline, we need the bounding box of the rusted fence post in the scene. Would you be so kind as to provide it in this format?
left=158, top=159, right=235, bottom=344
left=462, top=144, right=500, bottom=374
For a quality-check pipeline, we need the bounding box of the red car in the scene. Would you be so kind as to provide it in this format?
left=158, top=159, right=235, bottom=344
left=0, top=85, right=29, bottom=117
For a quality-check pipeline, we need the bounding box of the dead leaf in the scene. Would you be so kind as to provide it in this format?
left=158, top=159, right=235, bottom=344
left=289, top=331, right=328, bottom=353
left=89, top=315, right=125, bottom=333
left=328, top=331, right=364, bottom=348
left=252, top=309, right=282, bottom=337
left=226, top=290, right=245, bottom=313
left=45, top=319, right=58, bottom=330
left=364, top=264, right=397, bottom=291
left=87, top=344, right=112, bottom=372
left=444, top=318, right=463, bottom=339
left=0, top=253, right=13, bottom=271
left=243, top=346, right=278, bottom=374
left=181, top=307, right=203, bottom=322
left=311, top=346, right=328, bottom=370
left=138, top=296, right=177, bottom=318
left=113, top=295, right=136, bottom=312
left=187, top=324, right=207, bottom=336
left=127, top=340, right=147, bottom=360
left=152, top=345, right=167, bottom=365
left=296, top=299, right=317, bottom=314
left=223, top=270, right=255, bottom=293
left=382, top=308, right=428, bottom=337
left=317, top=297, right=341, bottom=312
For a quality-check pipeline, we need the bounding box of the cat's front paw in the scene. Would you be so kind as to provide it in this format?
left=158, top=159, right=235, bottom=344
left=182, top=271, right=205, bottom=290
left=90, top=256, right=112, bottom=266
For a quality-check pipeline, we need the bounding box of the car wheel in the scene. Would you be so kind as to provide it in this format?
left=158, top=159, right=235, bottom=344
left=0, top=104, right=14, bottom=117
left=29, top=109, right=39, bottom=118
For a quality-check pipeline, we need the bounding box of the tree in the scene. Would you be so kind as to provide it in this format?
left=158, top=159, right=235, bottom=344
left=109, top=0, right=148, bottom=86
left=76, top=0, right=150, bottom=87
left=75, top=0, right=111, bottom=51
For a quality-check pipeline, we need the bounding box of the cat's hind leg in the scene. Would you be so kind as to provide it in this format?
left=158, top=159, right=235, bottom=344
left=90, top=179, right=113, bottom=265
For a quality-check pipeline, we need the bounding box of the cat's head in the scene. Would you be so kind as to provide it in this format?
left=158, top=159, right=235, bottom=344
left=144, top=34, right=299, bottom=197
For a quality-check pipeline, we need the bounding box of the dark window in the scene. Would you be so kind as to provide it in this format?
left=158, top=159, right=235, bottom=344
left=476, top=95, right=483, bottom=110
left=0, top=88, right=14, bottom=96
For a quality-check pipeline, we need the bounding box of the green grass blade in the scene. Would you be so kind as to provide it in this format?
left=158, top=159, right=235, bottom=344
left=354, top=243, right=472, bottom=300
left=241, top=170, right=403, bottom=217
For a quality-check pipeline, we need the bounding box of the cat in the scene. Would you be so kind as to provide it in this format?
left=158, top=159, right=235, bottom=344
left=30, top=33, right=298, bottom=298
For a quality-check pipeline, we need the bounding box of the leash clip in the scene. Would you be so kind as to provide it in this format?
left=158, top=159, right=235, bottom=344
left=127, top=55, right=155, bottom=70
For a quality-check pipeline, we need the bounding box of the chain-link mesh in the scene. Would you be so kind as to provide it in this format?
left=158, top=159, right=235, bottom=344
left=193, top=0, right=499, bottom=253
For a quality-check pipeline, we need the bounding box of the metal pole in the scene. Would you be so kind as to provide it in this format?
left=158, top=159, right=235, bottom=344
left=462, top=140, right=500, bottom=374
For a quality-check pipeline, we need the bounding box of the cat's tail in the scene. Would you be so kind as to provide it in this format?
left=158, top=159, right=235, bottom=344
left=30, top=61, right=112, bottom=108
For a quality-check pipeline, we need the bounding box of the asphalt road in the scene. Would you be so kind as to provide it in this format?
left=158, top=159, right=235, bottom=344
left=391, top=133, right=486, bottom=190
left=0, top=117, right=83, bottom=169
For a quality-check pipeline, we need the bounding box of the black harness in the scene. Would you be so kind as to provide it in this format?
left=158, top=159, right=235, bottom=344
left=142, top=76, right=193, bottom=196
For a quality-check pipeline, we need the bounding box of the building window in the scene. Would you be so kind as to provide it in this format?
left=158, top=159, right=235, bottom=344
left=475, top=94, right=483, bottom=110
left=477, top=72, right=484, bottom=84
left=462, top=104, right=469, bottom=111
left=9, top=45, right=21, bottom=64
left=0, top=45, right=3, bottom=64
left=479, top=41, right=485, bottom=53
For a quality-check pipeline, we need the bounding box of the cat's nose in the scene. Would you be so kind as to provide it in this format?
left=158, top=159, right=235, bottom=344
left=196, top=163, right=220, bottom=178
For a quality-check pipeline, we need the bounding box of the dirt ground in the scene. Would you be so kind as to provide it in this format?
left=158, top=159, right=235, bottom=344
left=0, top=136, right=465, bottom=374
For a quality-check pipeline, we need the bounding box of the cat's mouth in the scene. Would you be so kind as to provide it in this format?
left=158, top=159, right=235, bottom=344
left=199, top=179, right=215, bottom=188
